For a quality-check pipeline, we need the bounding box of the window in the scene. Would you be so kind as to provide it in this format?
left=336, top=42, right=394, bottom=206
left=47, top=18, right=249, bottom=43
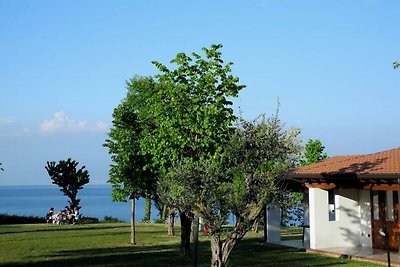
left=372, top=191, right=379, bottom=220
left=386, top=191, right=394, bottom=221
left=328, top=189, right=336, bottom=221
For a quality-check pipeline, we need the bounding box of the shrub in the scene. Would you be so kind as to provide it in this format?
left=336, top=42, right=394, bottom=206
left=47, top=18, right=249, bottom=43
left=80, top=216, right=99, bottom=224
left=0, top=214, right=46, bottom=225
left=103, top=216, right=123, bottom=223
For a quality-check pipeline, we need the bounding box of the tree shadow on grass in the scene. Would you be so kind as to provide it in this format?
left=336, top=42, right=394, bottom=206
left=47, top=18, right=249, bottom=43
left=1, top=243, right=193, bottom=267
left=0, top=237, right=377, bottom=267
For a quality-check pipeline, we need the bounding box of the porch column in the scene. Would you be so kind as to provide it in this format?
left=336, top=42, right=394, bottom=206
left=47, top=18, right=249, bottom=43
left=303, top=193, right=310, bottom=243
left=266, top=204, right=281, bottom=243
left=309, top=188, right=327, bottom=249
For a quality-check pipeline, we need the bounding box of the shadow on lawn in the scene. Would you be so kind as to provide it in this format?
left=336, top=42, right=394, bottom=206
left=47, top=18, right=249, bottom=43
left=1, top=243, right=193, bottom=267
left=0, top=237, right=371, bottom=267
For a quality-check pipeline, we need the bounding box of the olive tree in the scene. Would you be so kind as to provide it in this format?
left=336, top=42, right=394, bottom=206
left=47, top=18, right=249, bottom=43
left=165, top=114, right=301, bottom=267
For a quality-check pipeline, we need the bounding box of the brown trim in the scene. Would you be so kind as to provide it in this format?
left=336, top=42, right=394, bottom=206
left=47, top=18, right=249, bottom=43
left=364, top=184, right=400, bottom=191
left=305, top=183, right=336, bottom=189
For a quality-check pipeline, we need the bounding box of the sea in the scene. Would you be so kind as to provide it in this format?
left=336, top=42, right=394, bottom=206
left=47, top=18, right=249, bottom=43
left=0, top=185, right=159, bottom=222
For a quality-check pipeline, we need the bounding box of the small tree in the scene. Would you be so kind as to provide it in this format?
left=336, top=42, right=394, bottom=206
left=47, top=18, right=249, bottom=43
left=46, top=158, right=90, bottom=210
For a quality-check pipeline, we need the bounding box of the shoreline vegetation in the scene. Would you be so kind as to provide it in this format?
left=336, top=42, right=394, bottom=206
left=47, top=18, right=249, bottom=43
left=0, top=220, right=382, bottom=266
left=0, top=214, right=105, bottom=225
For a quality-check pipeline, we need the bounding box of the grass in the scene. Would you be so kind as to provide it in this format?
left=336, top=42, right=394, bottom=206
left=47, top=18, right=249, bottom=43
left=0, top=223, right=384, bottom=267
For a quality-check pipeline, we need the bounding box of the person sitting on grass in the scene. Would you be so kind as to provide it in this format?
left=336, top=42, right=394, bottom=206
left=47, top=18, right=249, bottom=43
left=71, top=207, right=80, bottom=224
left=54, top=209, right=64, bottom=225
left=45, top=207, right=54, bottom=224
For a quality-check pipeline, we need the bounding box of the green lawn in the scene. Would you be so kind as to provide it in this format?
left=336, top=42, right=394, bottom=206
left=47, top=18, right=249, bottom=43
left=0, top=223, right=383, bottom=266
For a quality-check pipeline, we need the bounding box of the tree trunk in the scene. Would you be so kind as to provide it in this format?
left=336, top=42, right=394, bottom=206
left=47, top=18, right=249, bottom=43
left=131, top=197, right=136, bottom=244
left=252, top=218, right=259, bottom=233
left=161, top=205, right=167, bottom=222
left=168, top=208, right=175, bottom=236
left=179, top=211, right=192, bottom=257
left=144, top=194, right=151, bottom=222
left=210, top=234, right=237, bottom=267
left=192, top=214, right=199, bottom=267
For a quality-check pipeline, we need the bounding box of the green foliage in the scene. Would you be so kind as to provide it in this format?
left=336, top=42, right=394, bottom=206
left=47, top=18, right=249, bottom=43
left=143, top=194, right=151, bottom=221
left=299, top=139, right=328, bottom=166
left=80, top=216, right=99, bottom=224
left=103, top=216, right=123, bottom=223
left=103, top=77, right=157, bottom=202
left=148, top=44, right=245, bottom=170
left=394, top=61, right=400, bottom=69
left=45, top=158, right=90, bottom=210
left=166, top=114, right=301, bottom=234
left=0, top=214, right=45, bottom=224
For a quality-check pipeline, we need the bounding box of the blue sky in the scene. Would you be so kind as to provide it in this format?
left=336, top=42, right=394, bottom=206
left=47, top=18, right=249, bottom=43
left=1, top=0, right=399, bottom=185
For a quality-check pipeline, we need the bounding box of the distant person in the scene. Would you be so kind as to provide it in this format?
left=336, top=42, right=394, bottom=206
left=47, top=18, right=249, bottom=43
left=45, top=207, right=54, bottom=223
left=71, top=207, right=80, bottom=224
left=63, top=206, right=70, bottom=223
left=54, top=210, right=63, bottom=225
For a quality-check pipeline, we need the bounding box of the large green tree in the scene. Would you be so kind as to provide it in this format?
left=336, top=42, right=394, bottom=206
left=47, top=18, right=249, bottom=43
left=141, top=44, right=245, bottom=257
left=45, top=158, right=90, bottom=210
left=166, top=115, right=301, bottom=267
left=103, top=77, right=157, bottom=243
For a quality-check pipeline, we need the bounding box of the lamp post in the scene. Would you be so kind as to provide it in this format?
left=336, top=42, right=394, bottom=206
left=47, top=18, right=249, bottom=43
left=379, top=228, right=391, bottom=267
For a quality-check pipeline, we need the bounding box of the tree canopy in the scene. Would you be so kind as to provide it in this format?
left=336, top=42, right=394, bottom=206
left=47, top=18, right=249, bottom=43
left=300, top=139, right=328, bottom=166
left=103, top=77, right=157, bottom=202
left=165, top=114, right=301, bottom=266
left=45, top=158, right=90, bottom=210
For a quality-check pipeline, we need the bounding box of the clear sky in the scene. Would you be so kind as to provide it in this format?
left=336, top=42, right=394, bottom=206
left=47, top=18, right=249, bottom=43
left=1, top=0, right=399, bottom=185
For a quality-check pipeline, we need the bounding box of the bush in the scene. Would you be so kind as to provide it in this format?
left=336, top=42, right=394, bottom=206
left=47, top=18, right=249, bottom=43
left=102, top=216, right=123, bottom=223
left=153, top=218, right=166, bottom=224
left=80, top=216, right=99, bottom=224
left=0, top=214, right=46, bottom=224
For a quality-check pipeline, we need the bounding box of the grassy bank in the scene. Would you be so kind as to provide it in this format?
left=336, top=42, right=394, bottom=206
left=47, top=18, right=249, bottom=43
left=0, top=223, right=382, bottom=266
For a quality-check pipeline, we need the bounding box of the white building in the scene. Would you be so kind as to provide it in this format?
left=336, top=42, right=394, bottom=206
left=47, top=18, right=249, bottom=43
left=270, top=148, right=400, bottom=252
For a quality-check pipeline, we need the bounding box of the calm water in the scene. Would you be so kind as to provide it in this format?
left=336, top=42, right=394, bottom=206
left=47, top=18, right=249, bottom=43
left=0, top=185, right=159, bottom=222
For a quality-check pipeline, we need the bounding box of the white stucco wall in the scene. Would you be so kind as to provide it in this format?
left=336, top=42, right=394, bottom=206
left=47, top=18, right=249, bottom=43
left=309, top=188, right=369, bottom=249
left=266, top=204, right=281, bottom=243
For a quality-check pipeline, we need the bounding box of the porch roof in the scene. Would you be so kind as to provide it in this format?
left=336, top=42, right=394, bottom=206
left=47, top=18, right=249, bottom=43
left=285, top=147, right=400, bottom=190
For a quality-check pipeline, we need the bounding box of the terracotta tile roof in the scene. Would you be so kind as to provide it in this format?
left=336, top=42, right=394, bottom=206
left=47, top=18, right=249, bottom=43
left=288, top=147, right=400, bottom=177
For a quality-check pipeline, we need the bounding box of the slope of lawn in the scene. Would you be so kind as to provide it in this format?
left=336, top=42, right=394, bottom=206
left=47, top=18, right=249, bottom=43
left=0, top=223, right=384, bottom=267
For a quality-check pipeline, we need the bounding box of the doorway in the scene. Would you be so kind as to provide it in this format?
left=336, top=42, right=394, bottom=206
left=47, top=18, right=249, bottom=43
left=371, top=191, right=399, bottom=251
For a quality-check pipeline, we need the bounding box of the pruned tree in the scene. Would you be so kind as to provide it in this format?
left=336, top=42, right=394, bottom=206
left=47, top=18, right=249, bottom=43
left=45, top=158, right=90, bottom=210
left=165, top=114, right=301, bottom=267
